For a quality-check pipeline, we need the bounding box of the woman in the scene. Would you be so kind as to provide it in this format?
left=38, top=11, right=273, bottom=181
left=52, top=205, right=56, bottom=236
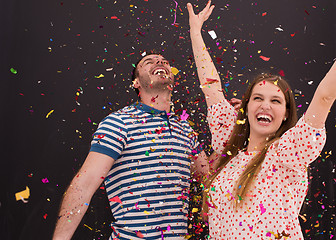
left=187, top=1, right=335, bottom=239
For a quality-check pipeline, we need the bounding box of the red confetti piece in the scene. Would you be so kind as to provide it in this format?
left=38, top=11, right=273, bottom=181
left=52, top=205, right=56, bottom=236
left=109, top=196, right=122, bottom=204
left=259, top=55, right=270, bottom=61
left=136, top=231, right=144, bottom=238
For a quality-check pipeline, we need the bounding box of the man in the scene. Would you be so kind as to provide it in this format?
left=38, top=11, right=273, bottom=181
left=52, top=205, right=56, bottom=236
left=52, top=53, right=209, bottom=240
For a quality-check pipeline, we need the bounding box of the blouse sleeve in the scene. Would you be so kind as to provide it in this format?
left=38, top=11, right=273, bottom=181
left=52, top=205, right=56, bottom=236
left=277, top=115, right=326, bottom=173
left=207, top=99, right=237, bottom=154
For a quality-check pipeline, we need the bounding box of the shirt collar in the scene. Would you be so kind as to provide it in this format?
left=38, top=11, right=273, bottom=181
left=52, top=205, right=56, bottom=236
left=132, top=101, right=175, bottom=116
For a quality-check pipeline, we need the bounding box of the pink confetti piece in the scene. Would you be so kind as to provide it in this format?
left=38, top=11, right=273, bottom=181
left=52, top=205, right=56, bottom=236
left=155, top=226, right=164, bottom=240
left=259, top=203, right=266, bottom=214
left=227, top=190, right=235, bottom=200
left=181, top=110, right=189, bottom=120
left=42, top=178, right=49, bottom=183
left=205, top=200, right=216, bottom=209
left=171, top=0, right=178, bottom=26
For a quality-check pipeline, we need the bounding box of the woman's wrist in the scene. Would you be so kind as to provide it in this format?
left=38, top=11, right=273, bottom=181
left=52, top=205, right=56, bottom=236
left=190, top=28, right=202, bottom=37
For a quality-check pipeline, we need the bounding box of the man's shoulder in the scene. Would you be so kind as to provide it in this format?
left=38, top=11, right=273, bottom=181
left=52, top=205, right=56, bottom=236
left=104, top=104, right=143, bottom=121
left=171, top=115, right=194, bottom=131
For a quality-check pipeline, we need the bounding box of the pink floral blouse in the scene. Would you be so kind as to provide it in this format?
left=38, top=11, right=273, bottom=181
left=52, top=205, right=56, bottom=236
left=207, top=99, right=326, bottom=239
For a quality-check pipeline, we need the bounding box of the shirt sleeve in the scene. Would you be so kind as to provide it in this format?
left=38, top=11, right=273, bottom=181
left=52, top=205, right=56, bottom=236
left=185, top=122, right=202, bottom=155
left=90, top=113, right=128, bottom=160
left=207, top=99, right=237, bottom=154
left=277, top=115, right=326, bottom=173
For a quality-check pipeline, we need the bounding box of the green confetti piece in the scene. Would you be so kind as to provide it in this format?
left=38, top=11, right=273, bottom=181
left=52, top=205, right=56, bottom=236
left=10, top=68, right=17, bottom=74
left=145, top=151, right=149, bottom=156
left=211, top=187, right=216, bottom=191
left=132, top=63, right=136, bottom=68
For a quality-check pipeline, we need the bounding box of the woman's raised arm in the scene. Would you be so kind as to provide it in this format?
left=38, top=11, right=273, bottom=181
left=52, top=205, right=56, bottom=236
left=187, top=1, right=225, bottom=107
left=305, top=60, right=336, bottom=128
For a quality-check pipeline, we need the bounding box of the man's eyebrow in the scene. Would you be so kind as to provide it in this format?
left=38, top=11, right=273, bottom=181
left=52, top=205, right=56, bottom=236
left=142, top=57, right=168, bottom=64
left=142, top=58, right=153, bottom=63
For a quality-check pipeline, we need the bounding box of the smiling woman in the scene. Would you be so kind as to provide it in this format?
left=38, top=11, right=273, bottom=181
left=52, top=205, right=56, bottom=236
left=188, top=1, right=335, bottom=239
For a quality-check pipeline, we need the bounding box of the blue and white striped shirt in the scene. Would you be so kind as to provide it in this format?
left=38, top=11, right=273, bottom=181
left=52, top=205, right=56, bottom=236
left=90, top=102, right=200, bottom=239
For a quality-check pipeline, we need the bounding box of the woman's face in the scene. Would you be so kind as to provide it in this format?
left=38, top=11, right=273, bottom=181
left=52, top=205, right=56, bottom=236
left=247, top=80, right=288, bottom=141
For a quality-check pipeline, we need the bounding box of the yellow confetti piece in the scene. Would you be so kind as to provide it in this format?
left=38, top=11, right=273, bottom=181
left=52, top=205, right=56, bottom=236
left=274, top=80, right=278, bottom=85
left=227, top=151, right=232, bottom=156
left=225, top=192, right=232, bottom=201
left=171, top=67, right=179, bottom=75
left=299, top=214, right=307, bottom=222
left=15, top=186, right=30, bottom=201
left=95, top=74, right=104, bottom=78
left=191, top=208, right=198, bottom=213
left=144, top=210, right=150, bottom=214
left=46, top=110, right=54, bottom=118
left=236, top=119, right=246, bottom=125
left=84, top=224, right=93, bottom=230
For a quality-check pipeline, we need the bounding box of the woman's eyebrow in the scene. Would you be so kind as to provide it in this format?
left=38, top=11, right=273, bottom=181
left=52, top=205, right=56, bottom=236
left=252, top=93, right=283, bottom=99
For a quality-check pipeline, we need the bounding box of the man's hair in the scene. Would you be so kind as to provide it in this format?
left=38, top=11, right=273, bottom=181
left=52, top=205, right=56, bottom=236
left=132, top=51, right=163, bottom=98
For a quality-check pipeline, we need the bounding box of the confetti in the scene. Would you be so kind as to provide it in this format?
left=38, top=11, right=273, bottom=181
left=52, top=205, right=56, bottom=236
left=181, top=110, right=189, bottom=120
left=42, top=178, right=49, bottom=183
left=46, top=110, right=54, bottom=118
left=208, top=30, right=217, bottom=39
left=259, top=55, right=270, bottom=61
left=259, top=203, right=266, bottom=214
left=95, top=74, right=104, bottom=78
left=136, top=231, right=144, bottom=238
left=10, top=68, right=17, bottom=74
left=109, top=196, right=122, bottom=204
left=15, top=186, right=30, bottom=201
left=171, top=67, right=179, bottom=75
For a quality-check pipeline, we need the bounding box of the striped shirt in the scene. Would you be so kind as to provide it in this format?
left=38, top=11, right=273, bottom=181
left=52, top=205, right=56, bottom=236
left=90, top=102, right=200, bottom=240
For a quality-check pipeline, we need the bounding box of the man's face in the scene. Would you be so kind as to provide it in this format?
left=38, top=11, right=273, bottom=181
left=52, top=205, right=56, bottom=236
left=134, top=54, right=174, bottom=93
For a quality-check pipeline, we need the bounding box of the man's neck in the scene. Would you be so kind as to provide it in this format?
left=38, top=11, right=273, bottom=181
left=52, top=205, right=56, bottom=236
left=140, top=91, right=172, bottom=113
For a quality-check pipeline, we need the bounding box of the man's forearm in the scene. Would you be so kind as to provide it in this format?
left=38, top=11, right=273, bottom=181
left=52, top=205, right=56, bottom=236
left=52, top=181, right=92, bottom=240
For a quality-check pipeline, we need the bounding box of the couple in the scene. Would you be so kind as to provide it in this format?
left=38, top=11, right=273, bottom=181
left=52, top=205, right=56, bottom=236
left=53, top=1, right=335, bottom=239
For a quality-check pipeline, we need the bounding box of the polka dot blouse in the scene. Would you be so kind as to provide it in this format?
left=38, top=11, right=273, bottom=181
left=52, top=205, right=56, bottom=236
left=206, top=99, right=326, bottom=239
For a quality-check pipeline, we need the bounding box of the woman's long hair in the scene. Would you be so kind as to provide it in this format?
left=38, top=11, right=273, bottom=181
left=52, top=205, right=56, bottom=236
left=202, top=74, right=298, bottom=215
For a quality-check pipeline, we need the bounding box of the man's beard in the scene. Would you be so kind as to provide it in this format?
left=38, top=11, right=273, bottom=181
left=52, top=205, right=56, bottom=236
left=139, top=74, right=174, bottom=93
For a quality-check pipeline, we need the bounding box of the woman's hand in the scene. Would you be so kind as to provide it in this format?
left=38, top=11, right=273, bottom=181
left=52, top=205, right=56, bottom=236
left=229, top=98, right=242, bottom=111
left=187, top=1, right=215, bottom=33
